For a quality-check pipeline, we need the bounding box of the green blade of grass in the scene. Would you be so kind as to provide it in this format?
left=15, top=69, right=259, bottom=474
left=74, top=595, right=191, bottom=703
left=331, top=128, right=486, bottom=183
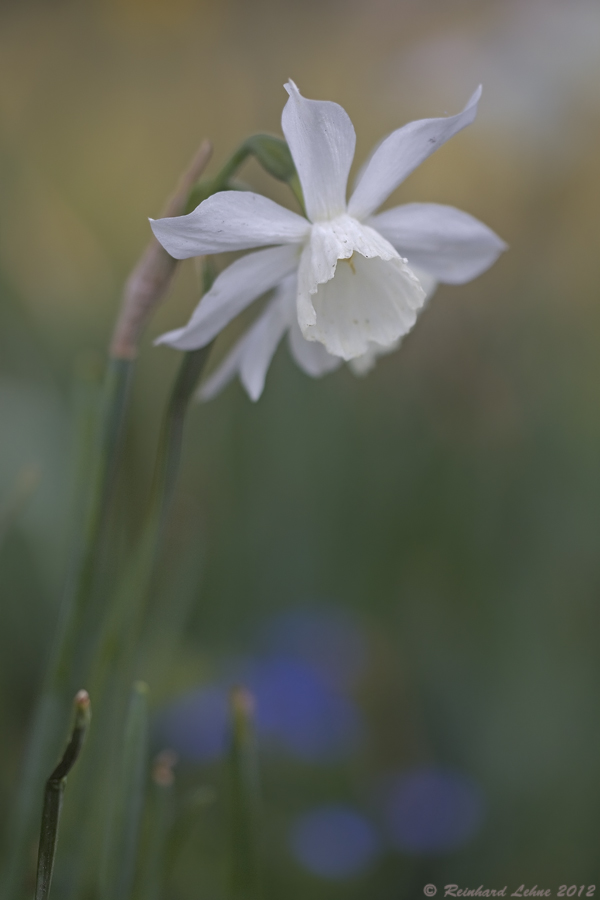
left=99, top=681, right=149, bottom=900
left=1, top=357, right=134, bottom=900
left=34, top=690, right=91, bottom=900
left=229, top=687, right=262, bottom=900
left=0, top=464, right=41, bottom=549
left=134, top=750, right=177, bottom=900
left=2, top=138, right=214, bottom=900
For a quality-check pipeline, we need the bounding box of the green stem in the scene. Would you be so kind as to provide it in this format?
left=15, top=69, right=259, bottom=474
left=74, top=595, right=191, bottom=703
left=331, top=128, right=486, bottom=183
left=99, top=682, right=149, bottom=900
left=135, top=751, right=176, bottom=900
left=184, top=144, right=251, bottom=213
left=6, top=152, right=216, bottom=898
left=0, top=465, right=41, bottom=549
left=123, top=345, right=213, bottom=635
left=229, top=687, right=262, bottom=900
left=2, top=359, right=133, bottom=900
left=5, top=137, right=213, bottom=893
left=61, top=341, right=213, bottom=899
left=8, top=128, right=292, bottom=896
left=150, top=345, right=214, bottom=530
left=92, top=263, right=218, bottom=693
left=34, top=691, right=91, bottom=900
left=87, top=342, right=214, bottom=704
left=163, top=786, right=216, bottom=882
left=56, top=358, right=134, bottom=689
left=185, top=133, right=304, bottom=214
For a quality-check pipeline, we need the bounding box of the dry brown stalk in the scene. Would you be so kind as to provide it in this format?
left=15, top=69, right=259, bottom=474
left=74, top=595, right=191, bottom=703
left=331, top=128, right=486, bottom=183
left=109, top=139, right=213, bottom=360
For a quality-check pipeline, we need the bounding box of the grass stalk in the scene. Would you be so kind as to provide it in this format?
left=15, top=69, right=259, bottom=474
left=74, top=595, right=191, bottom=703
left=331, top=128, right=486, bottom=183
left=61, top=339, right=213, bottom=899
left=229, top=687, right=262, bottom=900
left=134, top=751, right=177, bottom=900
left=0, top=465, right=41, bottom=549
left=2, top=141, right=214, bottom=899
left=99, top=682, right=149, bottom=900
left=1, top=359, right=133, bottom=900
left=34, top=691, right=91, bottom=900
left=6, top=128, right=295, bottom=898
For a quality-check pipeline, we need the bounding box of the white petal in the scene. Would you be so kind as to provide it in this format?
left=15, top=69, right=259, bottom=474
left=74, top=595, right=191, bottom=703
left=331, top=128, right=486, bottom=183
left=298, top=214, right=400, bottom=306
left=348, top=87, right=482, bottom=221
left=370, top=203, right=507, bottom=283
left=299, top=252, right=425, bottom=361
left=261, top=273, right=342, bottom=379
left=410, top=264, right=438, bottom=299
left=281, top=81, right=356, bottom=223
left=197, top=340, right=246, bottom=401
left=292, top=217, right=430, bottom=361
left=150, top=191, right=309, bottom=258
left=348, top=338, right=401, bottom=376
left=346, top=264, right=437, bottom=377
left=288, top=315, right=343, bottom=378
left=239, top=296, right=289, bottom=401
left=155, top=244, right=299, bottom=350
left=198, top=295, right=289, bottom=402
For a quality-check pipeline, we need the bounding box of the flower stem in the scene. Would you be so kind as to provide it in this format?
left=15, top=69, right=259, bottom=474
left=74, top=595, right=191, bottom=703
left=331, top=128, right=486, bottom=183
left=3, top=139, right=214, bottom=900
left=90, top=261, right=218, bottom=693
left=56, top=357, right=135, bottom=687
left=134, top=751, right=177, bottom=900
left=0, top=465, right=41, bottom=549
left=99, top=682, right=149, bottom=900
left=59, top=338, right=213, bottom=899
left=1, top=358, right=133, bottom=900
left=185, top=133, right=304, bottom=214
left=34, top=690, right=91, bottom=900
left=151, top=345, right=214, bottom=528
left=7, top=127, right=285, bottom=897
left=229, top=687, right=262, bottom=900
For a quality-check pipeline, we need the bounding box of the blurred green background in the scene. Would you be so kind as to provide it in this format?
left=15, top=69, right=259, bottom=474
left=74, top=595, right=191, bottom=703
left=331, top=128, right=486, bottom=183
left=1, top=0, right=600, bottom=896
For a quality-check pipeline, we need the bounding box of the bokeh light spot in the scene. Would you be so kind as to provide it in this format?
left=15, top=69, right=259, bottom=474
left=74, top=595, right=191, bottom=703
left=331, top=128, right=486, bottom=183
left=290, top=806, right=380, bottom=879
left=157, top=686, right=229, bottom=762
left=260, top=607, right=368, bottom=689
left=158, top=655, right=363, bottom=763
left=385, top=767, right=485, bottom=854
left=245, top=656, right=363, bottom=760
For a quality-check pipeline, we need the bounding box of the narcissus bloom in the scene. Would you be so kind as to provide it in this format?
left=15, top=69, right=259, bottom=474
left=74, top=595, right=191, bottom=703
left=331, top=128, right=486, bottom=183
left=152, top=82, right=506, bottom=388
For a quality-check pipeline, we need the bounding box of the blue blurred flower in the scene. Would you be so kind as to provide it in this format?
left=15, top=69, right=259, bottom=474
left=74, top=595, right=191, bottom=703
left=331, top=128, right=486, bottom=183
left=259, top=606, right=368, bottom=690
left=157, top=685, right=230, bottom=762
left=244, top=656, right=362, bottom=760
left=157, top=654, right=363, bottom=762
left=384, top=766, right=484, bottom=854
left=290, top=805, right=380, bottom=879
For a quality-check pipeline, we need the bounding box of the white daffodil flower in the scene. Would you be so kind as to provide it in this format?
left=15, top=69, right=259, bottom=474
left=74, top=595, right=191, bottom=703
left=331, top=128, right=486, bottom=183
left=152, top=81, right=506, bottom=367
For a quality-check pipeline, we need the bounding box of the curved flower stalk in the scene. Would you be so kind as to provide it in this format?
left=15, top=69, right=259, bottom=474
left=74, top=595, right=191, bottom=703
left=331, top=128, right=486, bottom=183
left=151, top=81, right=506, bottom=368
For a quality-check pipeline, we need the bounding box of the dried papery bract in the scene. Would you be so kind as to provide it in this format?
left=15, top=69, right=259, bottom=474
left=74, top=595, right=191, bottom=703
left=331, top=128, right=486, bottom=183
left=110, top=139, right=213, bottom=360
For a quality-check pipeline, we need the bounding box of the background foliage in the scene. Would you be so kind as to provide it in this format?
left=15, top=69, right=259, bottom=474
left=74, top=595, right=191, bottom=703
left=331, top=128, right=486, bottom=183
left=1, top=0, right=600, bottom=896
